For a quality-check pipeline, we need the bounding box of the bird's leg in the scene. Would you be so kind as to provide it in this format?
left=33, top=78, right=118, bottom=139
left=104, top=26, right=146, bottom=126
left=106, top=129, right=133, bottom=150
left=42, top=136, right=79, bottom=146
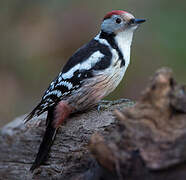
left=97, top=98, right=131, bottom=112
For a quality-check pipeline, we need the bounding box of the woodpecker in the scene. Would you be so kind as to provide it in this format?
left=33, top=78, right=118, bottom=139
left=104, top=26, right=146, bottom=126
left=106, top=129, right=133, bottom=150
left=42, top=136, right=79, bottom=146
left=25, top=10, right=145, bottom=171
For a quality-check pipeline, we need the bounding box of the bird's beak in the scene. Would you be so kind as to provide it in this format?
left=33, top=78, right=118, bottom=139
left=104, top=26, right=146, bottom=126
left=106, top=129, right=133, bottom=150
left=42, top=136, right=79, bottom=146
left=134, top=19, right=146, bottom=24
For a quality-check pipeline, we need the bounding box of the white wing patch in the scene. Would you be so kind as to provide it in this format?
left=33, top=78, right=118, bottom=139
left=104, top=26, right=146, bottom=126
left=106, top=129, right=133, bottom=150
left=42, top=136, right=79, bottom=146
left=43, top=90, right=62, bottom=99
left=43, top=81, right=73, bottom=100
left=57, top=80, right=73, bottom=90
left=62, top=51, right=104, bottom=80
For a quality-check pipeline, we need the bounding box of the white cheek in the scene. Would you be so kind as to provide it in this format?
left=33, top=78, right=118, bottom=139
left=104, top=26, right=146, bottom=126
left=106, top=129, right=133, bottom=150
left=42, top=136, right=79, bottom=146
left=130, top=25, right=138, bottom=30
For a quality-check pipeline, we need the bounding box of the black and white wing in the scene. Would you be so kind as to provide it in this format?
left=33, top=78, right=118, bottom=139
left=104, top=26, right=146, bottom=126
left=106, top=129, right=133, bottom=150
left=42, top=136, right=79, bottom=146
left=25, top=37, right=112, bottom=122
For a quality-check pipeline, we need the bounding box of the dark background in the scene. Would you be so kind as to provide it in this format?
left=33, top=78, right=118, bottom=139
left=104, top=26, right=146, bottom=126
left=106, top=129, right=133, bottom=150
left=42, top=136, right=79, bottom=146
left=0, top=0, right=185, bottom=126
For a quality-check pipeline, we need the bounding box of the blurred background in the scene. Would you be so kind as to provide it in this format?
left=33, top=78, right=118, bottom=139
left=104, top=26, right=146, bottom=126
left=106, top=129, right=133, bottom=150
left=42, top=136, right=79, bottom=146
left=0, top=0, right=185, bottom=126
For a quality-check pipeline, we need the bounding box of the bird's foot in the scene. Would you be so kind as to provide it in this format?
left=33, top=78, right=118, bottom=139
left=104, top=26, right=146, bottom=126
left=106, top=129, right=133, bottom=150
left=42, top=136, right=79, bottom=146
left=97, top=98, right=131, bottom=112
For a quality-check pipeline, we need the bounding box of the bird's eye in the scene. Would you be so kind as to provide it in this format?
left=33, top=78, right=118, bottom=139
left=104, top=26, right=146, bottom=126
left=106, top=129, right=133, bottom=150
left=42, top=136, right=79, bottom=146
left=129, top=19, right=135, bottom=24
left=115, top=18, right=122, bottom=24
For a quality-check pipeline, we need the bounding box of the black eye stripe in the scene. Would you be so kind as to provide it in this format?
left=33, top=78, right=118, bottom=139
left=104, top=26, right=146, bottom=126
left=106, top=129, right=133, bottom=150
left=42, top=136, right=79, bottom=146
left=115, top=18, right=122, bottom=24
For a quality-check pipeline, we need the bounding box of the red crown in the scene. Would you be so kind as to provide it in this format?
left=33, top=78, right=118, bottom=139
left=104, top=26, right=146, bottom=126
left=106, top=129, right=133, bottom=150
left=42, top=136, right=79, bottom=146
left=103, top=10, right=127, bottom=20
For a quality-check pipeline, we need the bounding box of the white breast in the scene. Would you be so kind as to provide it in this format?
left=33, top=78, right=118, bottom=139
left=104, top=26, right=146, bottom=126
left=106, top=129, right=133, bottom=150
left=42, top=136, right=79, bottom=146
left=94, top=31, right=134, bottom=97
left=115, top=30, right=134, bottom=71
left=106, top=30, right=134, bottom=93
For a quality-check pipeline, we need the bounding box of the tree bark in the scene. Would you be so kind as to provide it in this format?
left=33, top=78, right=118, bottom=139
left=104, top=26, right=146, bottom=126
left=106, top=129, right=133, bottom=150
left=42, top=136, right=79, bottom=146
left=1, top=67, right=186, bottom=180
left=0, top=98, right=132, bottom=180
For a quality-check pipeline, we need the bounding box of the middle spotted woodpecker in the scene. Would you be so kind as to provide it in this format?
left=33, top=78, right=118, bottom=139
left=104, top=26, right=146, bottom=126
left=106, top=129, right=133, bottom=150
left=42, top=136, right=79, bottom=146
left=25, top=10, right=146, bottom=171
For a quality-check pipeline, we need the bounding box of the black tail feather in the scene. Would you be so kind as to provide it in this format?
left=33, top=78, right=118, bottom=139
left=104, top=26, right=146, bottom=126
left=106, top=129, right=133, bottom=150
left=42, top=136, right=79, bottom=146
left=30, top=109, right=58, bottom=172
left=24, top=103, right=42, bottom=123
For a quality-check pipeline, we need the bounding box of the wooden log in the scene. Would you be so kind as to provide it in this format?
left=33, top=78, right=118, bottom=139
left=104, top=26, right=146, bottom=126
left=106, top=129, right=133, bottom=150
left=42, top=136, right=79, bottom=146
left=0, top=99, right=132, bottom=179
left=1, top=67, right=186, bottom=180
